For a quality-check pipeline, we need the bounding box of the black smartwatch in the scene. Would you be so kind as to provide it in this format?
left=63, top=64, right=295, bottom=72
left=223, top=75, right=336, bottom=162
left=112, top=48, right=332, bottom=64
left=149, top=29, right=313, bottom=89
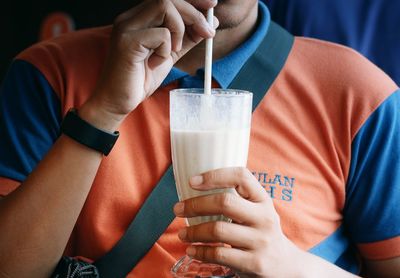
left=60, top=108, right=119, bottom=156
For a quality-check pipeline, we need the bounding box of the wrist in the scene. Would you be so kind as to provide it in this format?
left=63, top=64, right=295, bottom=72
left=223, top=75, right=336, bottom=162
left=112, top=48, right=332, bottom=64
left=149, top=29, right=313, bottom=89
left=78, top=99, right=126, bottom=133
left=289, top=246, right=314, bottom=278
left=288, top=245, right=358, bottom=278
left=273, top=237, right=323, bottom=278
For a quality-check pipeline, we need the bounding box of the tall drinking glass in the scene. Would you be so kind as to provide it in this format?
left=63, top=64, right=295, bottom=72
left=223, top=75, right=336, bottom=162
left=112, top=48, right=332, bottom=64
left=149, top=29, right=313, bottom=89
left=170, top=88, right=253, bottom=278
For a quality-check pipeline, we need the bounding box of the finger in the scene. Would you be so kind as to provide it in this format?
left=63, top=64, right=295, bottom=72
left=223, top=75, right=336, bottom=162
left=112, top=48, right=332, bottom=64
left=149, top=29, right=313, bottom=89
left=171, top=15, right=219, bottom=63
left=185, top=245, right=260, bottom=274
left=132, top=28, right=172, bottom=58
left=184, top=15, right=219, bottom=41
left=162, top=2, right=185, bottom=52
left=172, top=0, right=216, bottom=38
left=114, top=0, right=185, bottom=52
left=190, top=167, right=268, bottom=202
left=113, top=28, right=172, bottom=70
left=115, top=0, right=218, bottom=25
left=113, top=0, right=218, bottom=63
left=174, top=192, right=259, bottom=225
left=179, top=221, right=260, bottom=250
left=185, top=0, right=218, bottom=10
left=145, top=29, right=173, bottom=68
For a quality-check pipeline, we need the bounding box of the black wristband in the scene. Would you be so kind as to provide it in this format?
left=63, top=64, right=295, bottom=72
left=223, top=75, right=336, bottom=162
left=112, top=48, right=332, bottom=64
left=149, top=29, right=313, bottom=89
left=61, top=108, right=119, bottom=156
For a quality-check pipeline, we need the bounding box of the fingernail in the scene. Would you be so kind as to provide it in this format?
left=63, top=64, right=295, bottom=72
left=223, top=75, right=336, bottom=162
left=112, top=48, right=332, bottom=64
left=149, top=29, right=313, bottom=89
left=174, top=202, right=185, bottom=216
left=213, top=16, right=220, bottom=29
left=174, top=41, right=182, bottom=52
left=178, top=229, right=187, bottom=240
left=186, top=246, right=196, bottom=257
left=208, top=22, right=215, bottom=31
left=190, top=175, right=203, bottom=187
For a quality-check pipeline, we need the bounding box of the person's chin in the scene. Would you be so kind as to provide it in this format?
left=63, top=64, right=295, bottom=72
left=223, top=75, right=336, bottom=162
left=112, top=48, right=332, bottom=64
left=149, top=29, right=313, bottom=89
left=214, top=9, right=243, bottom=30
left=214, top=0, right=255, bottom=30
left=216, top=21, right=241, bottom=30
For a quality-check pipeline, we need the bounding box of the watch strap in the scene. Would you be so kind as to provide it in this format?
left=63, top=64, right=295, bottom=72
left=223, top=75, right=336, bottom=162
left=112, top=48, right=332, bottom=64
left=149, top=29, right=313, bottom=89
left=61, top=108, right=119, bottom=156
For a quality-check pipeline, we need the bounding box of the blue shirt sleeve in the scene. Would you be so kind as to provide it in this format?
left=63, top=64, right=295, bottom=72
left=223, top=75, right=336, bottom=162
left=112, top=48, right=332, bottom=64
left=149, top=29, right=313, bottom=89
left=345, top=90, right=400, bottom=243
left=0, top=59, right=61, bottom=182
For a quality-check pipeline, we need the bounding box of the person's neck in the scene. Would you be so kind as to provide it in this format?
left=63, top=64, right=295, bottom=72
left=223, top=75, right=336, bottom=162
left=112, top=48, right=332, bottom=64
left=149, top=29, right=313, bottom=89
left=175, top=5, right=258, bottom=75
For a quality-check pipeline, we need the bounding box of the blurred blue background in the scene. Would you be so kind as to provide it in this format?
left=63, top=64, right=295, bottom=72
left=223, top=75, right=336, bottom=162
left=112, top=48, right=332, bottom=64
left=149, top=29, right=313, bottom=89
left=1, top=0, right=399, bottom=85
left=267, top=0, right=400, bottom=85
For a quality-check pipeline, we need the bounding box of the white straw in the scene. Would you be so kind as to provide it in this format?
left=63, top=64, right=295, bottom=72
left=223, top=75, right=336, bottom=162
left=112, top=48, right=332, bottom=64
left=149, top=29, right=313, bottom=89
left=204, top=8, right=214, bottom=95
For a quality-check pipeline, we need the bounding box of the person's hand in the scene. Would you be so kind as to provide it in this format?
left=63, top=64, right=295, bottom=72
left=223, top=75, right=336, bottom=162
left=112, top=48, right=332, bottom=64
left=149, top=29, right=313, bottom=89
left=82, top=0, right=218, bottom=129
left=173, top=167, right=304, bottom=278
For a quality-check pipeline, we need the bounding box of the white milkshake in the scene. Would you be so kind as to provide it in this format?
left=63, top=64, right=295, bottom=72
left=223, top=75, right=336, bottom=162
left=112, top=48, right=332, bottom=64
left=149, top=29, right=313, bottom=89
left=171, top=128, right=250, bottom=226
left=170, top=88, right=252, bottom=227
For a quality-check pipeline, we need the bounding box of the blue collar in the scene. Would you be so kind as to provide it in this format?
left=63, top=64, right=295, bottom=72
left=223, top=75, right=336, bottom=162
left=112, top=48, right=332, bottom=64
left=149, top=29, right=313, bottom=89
left=161, top=1, right=271, bottom=88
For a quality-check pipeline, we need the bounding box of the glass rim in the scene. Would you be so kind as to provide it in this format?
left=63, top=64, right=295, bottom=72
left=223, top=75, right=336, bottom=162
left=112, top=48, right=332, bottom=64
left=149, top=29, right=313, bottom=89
left=170, top=88, right=253, bottom=97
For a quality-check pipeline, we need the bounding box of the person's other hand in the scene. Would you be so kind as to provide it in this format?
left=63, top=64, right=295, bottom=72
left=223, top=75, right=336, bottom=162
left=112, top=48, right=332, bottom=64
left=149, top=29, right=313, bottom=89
left=173, top=167, right=304, bottom=278
left=83, top=0, right=218, bottom=128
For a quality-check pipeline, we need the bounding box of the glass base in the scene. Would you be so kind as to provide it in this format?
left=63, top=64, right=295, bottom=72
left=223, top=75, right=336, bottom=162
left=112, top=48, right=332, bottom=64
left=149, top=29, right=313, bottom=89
left=171, top=256, right=238, bottom=278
